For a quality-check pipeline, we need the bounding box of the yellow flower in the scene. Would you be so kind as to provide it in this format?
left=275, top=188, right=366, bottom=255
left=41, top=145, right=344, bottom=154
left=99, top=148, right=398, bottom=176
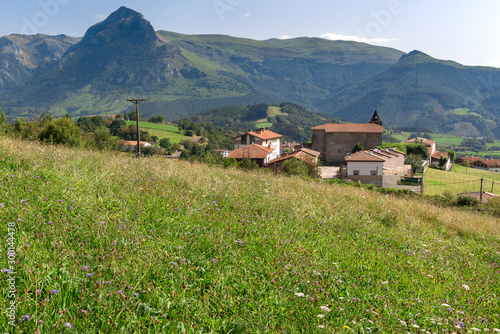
left=343, top=325, right=350, bottom=329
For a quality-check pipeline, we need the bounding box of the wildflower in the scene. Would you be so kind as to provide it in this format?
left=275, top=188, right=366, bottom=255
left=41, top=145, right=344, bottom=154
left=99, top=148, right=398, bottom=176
left=82, top=266, right=90, bottom=271
left=51, top=289, right=59, bottom=295
left=471, top=328, right=480, bottom=332
left=381, top=281, right=389, bottom=284
left=441, top=303, right=451, bottom=308
left=412, top=324, right=420, bottom=328
left=294, top=292, right=305, bottom=297
left=81, top=310, right=87, bottom=315
left=64, top=322, right=72, bottom=329
left=178, top=246, right=183, bottom=250
left=318, top=325, right=325, bottom=329
left=117, top=290, right=123, bottom=294
left=0, top=203, right=4, bottom=208
left=48, top=221, right=53, bottom=225
left=320, top=306, right=331, bottom=312
left=86, top=273, right=93, bottom=278
left=399, top=319, right=407, bottom=326
left=2, top=269, right=14, bottom=273
left=133, top=293, right=139, bottom=297
left=493, top=329, right=500, bottom=332
left=317, top=314, right=325, bottom=318
left=343, top=325, right=350, bottom=329
left=462, top=284, right=470, bottom=290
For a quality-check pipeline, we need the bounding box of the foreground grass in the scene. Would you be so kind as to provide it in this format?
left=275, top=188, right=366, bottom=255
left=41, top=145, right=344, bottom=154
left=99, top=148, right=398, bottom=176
left=1, top=137, right=500, bottom=333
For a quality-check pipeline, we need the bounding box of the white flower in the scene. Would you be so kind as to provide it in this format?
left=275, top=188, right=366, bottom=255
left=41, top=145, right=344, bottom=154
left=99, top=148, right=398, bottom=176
left=441, top=303, right=451, bottom=308
left=320, top=305, right=331, bottom=312
left=493, top=329, right=500, bottom=332
left=427, top=274, right=433, bottom=278
left=318, top=325, right=325, bottom=329
left=422, top=244, right=428, bottom=247
left=317, top=314, right=325, bottom=318
left=294, top=292, right=305, bottom=297
left=399, top=320, right=407, bottom=327
left=462, top=284, right=470, bottom=290
left=381, top=281, right=389, bottom=284
left=412, top=324, right=420, bottom=328
left=471, top=328, right=480, bottom=332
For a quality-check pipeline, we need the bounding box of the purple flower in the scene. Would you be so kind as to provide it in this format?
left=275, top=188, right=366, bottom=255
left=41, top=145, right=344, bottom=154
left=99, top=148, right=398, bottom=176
left=82, top=266, right=90, bottom=271
left=133, top=292, right=139, bottom=297
left=0, top=203, right=4, bottom=208
left=51, top=289, right=59, bottom=295
left=64, top=322, right=72, bottom=329
left=9, top=174, right=14, bottom=177
left=48, top=221, right=53, bottom=225
left=172, top=262, right=178, bottom=266
left=81, top=310, right=87, bottom=315
left=178, top=246, right=183, bottom=250
left=2, top=269, right=14, bottom=273
left=20, top=314, right=32, bottom=321
left=117, top=290, right=123, bottom=294
left=86, top=273, right=94, bottom=278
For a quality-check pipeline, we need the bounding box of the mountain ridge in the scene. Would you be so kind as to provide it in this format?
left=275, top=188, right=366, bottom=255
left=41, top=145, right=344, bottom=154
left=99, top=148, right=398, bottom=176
left=1, top=6, right=500, bottom=138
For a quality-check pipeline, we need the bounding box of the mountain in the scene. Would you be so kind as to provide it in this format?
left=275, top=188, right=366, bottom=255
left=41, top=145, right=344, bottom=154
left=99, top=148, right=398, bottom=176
left=2, top=7, right=500, bottom=138
left=318, top=50, right=500, bottom=137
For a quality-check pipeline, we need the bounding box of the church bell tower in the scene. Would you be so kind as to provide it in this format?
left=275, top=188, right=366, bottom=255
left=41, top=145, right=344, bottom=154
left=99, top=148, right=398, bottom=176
left=369, top=110, right=382, bottom=126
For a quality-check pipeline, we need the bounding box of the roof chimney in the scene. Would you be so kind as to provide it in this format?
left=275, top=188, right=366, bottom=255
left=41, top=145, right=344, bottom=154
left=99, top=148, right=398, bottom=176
left=347, top=153, right=351, bottom=159
left=370, top=149, right=374, bottom=155
left=393, top=146, right=396, bottom=151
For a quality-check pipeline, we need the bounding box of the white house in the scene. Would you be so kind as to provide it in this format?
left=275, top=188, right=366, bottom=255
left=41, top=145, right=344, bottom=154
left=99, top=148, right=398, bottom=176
left=233, top=129, right=282, bottom=162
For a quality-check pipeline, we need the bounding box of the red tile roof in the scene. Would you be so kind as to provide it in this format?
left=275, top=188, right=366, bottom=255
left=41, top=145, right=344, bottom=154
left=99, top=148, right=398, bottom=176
left=266, top=148, right=321, bottom=166
left=227, top=144, right=274, bottom=159
left=345, top=151, right=385, bottom=162
left=312, top=123, right=383, bottom=133
left=121, top=141, right=151, bottom=146
left=247, top=129, right=282, bottom=140
left=431, top=150, right=448, bottom=160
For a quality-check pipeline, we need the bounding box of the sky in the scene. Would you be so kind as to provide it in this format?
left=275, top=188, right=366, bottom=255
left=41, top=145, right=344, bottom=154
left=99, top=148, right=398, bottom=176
left=1, top=0, right=500, bottom=68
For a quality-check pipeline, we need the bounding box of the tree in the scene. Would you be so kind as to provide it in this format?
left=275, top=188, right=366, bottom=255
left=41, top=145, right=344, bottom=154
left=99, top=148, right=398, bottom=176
left=447, top=150, right=456, bottom=162
left=238, top=158, right=259, bottom=170
left=0, top=109, right=10, bottom=135
left=352, top=142, right=364, bottom=153
left=14, top=118, right=25, bottom=134
left=438, top=155, right=449, bottom=168
left=405, top=154, right=424, bottom=174
left=461, top=158, right=470, bottom=167
left=92, top=127, right=115, bottom=151
left=281, top=157, right=309, bottom=178
left=159, top=138, right=172, bottom=150
left=39, top=117, right=82, bottom=147
left=223, top=158, right=238, bottom=168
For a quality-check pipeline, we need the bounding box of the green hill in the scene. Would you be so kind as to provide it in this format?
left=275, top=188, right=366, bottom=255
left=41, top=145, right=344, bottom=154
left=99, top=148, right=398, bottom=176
left=2, top=137, right=500, bottom=332
left=124, top=121, right=188, bottom=143
left=183, top=102, right=340, bottom=142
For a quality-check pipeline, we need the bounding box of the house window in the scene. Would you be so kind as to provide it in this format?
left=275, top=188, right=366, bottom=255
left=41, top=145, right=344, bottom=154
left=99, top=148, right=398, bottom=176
left=353, top=170, right=359, bottom=176
left=371, top=170, right=377, bottom=176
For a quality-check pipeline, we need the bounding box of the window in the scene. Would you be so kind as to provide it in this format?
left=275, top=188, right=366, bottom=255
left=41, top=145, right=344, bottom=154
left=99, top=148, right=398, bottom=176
left=353, top=170, right=359, bottom=176
left=371, top=170, right=377, bottom=176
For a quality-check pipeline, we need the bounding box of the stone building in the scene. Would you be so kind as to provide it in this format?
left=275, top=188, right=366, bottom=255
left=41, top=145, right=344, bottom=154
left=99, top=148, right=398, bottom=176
left=311, top=111, right=383, bottom=165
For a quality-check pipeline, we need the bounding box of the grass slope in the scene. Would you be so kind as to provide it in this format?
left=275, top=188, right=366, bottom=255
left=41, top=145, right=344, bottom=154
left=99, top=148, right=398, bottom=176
left=1, top=138, right=500, bottom=333
left=424, top=166, right=500, bottom=196
left=125, top=121, right=188, bottom=143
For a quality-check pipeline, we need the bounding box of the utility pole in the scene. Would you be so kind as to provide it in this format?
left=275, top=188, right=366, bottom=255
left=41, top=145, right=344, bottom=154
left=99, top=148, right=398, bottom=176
left=480, top=178, right=484, bottom=202
left=127, top=98, right=147, bottom=157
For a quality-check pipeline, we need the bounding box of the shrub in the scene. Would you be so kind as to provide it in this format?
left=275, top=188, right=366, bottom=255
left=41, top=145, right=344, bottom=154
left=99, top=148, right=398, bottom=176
left=38, top=117, right=82, bottom=147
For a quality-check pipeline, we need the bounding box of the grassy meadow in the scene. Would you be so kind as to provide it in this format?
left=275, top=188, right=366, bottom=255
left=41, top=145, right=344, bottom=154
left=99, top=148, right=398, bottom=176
left=125, top=121, right=188, bottom=143
left=424, top=166, right=500, bottom=196
left=1, top=137, right=500, bottom=333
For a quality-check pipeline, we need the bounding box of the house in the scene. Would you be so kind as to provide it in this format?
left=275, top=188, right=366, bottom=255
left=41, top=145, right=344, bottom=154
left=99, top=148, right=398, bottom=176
left=281, top=142, right=301, bottom=153
left=472, top=158, right=500, bottom=172
left=455, top=156, right=481, bottom=165
left=214, top=149, right=231, bottom=158
left=404, top=138, right=437, bottom=155
left=121, top=141, right=153, bottom=150
left=430, top=150, right=452, bottom=170
left=234, top=128, right=282, bottom=161
left=311, top=111, right=383, bottom=165
left=226, top=144, right=275, bottom=167
left=265, top=148, right=321, bottom=172
left=343, top=148, right=411, bottom=187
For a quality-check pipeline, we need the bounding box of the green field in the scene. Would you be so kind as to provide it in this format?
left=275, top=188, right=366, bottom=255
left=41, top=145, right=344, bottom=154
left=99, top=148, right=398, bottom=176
left=451, top=108, right=483, bottom=118
left=125, top=121, right=188, bottom=143
left=424, top=165, right=500, bottom=196
left=2, top=137, right=500, bottom=332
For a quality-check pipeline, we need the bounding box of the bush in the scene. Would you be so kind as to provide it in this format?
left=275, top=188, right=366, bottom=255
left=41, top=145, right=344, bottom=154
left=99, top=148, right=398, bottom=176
left=223, top=158, right=239, bottom=168
left=455, top=196, right=480, bottom=207
left=238, top=158, right=259, bottom=171
left=281, top=157, right=309, bottom=178
left=39, top=117, right=82, bottom=147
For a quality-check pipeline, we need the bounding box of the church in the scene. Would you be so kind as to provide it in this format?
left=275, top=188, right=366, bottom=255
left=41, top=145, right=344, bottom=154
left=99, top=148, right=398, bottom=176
left=311, top=111, right=383, bottom=165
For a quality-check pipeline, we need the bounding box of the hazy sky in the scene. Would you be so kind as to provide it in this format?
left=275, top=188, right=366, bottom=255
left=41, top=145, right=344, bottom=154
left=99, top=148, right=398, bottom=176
left=2, top=0, right=500, bottom=67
